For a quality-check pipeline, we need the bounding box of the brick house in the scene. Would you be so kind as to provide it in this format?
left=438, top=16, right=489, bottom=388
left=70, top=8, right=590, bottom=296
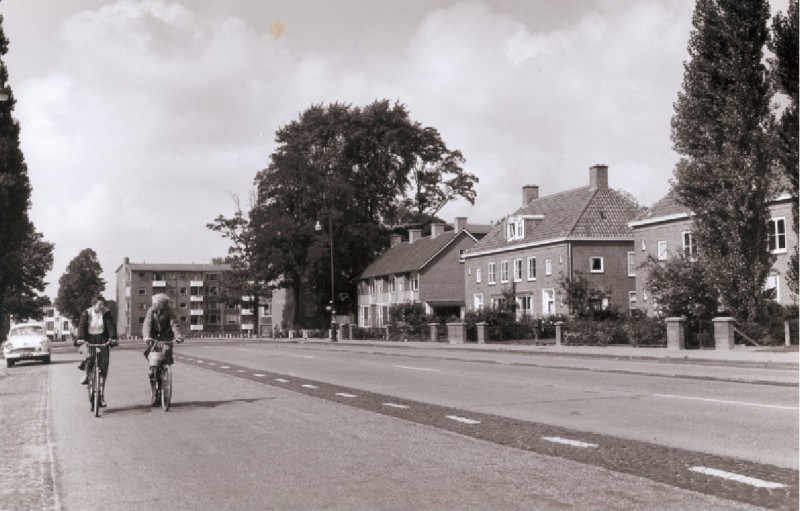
left=356, top=218, right=489, bottom=327
left=630, top=190, right=798, bottom=314
left=462, top=165, right=641, bottom=317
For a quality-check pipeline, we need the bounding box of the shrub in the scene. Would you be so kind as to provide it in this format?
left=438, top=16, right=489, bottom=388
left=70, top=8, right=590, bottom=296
left=563, top=319, right=614, bottom=346
left=624, top=315, right=666, bottom=346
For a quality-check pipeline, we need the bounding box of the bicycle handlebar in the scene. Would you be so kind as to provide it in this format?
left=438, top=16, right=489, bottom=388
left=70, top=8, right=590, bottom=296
left=145, top=338, right=184, bottom=344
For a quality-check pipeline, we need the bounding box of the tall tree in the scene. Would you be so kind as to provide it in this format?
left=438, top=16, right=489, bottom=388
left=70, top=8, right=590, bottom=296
left=251, top=100, right=477, bottom=327
left=0, top=222, right=54, bottom=335
left=55, top=249, right=106, bottom=325
left=671, top=0, right=773, bottom=322
left=770, top=0, right=799, bottom=296
left=0, top=14, right=34, bottom=337
left=207, top=196, right=272, bottom=334
left=644, top=256, right=719, bottom=321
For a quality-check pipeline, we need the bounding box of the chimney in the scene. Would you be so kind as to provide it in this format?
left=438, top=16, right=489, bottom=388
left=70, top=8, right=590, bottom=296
left=590, top=164, right=608, bottom=189
left=454, top=217, right=467, bottom=232
left=522, top=185, right=539, bottom=205
left=123, top=257, right=130, bottom=264
left=430, top=222, right=445, bottom=239
left=408, top=229, right=422, bottom=244
left=390, top=234, right=402, bottom=248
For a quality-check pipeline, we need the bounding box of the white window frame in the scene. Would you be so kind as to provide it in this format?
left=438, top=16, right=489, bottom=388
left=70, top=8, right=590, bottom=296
left=769, top=217, right=787, bottom=253
left=500, top=260, right=509, bottom=283
left=628, top=291, right=637, bottom=310
left=542, top=288, right=555, bottom=316
left=476, top=268, right=482, bottom=283
left=545, top=259, right=552, bottom=276
left=627, top=252, right=636, bottom=277
left=764, top=274, right=780, bottom=302
left=641, top=239, right=646, bottom=251
left=506, top=217, right=524, bottom=241
left=488, top=263, right=496, bottom=285
left=473, top=294, right=484, bottom=310
left=513, top=259, right=523, bottom=282
left=590, top=256, right=604, bottom=273
left=682, top=231, right=697, bottom=257
left=527, top=257, right=536, bottom=281
left=657, top=241, right=668, bottom=261
left=411, top=275, right=419, bottom=291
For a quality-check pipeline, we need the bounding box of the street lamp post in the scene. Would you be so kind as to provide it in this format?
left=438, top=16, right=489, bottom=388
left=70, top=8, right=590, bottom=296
left=315, top=215, right=337, bottom=341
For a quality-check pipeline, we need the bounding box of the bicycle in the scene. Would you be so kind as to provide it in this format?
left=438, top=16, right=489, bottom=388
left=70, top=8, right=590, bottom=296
left=78, top=339, right=115, bottom=417
left=146, top=338, right=184, bottom=411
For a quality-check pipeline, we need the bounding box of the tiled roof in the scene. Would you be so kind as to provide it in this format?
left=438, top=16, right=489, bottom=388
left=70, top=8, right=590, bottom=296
left=466, top=186, right=641, bottom=255
left=633, top=190, right=690, bottom=222
left=359, top=231, right=468, bottom=279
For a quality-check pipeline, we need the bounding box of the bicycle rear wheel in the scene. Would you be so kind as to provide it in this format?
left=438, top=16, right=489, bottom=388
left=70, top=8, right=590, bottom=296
left=93, top=363, right=101, bottom=417
left=161, top=365, right=171, bottom=411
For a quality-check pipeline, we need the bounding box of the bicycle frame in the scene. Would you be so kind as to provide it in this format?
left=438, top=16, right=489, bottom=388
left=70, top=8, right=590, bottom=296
left=84, top=341, right=111, bottom=417
left=148, top=339, right=177, bottom=411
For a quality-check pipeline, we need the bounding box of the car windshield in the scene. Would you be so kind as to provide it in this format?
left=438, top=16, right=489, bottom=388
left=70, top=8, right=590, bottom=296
left=11, top=326, right=44, bottom=336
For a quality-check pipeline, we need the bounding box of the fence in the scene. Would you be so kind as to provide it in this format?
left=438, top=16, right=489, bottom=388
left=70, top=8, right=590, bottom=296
left=685, top=319, right=714, bottom=349
left=735, top=319, right=797, bottom=347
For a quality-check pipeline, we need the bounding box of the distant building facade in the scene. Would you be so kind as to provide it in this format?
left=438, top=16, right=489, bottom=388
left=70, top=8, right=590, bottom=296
left=42, top=306, right=74, bottom=342
left=115, top=258, right=286, bottom=337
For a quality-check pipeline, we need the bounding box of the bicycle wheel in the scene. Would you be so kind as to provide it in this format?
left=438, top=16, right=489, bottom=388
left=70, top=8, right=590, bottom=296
left=87, top=365, right=94, bottom=412
left=93, top=362, right=101, bottom=417
left=161, top=365, right=171, bottom=411
left=150, top=369, right=159, bottom=407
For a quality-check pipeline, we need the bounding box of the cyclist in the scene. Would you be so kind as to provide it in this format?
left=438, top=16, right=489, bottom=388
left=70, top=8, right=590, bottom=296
left=74, top=296, right=118, bottom=407
left=142, top=293, right=183, bottom=375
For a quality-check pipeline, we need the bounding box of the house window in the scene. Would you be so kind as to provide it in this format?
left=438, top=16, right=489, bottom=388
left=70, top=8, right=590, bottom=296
left=488, top=263, right=496, bottom=285
left=643, top=290, right=648, bottom=301
left=641, top=239, right=646, bottom=251
left=388, top=278, right=395, bottom=293
left=180, top=302, right=187, bottom=309
left=527, top=257, right=536, bottom=280
left=138, top=288, right=146, bottom=295
left=517, top=296, right=533, bottom=317
left=180, top=287, right=187, bottom=295
left=769, top=218, right=787, bottom=253
left=154, top=273, right=164, bottom=281
left=206, top=314, right=219, bottom=325
left=683, top=232, right=697, bottom=257
left=590, top=256, right=604, bottom=273
left=542, top=289, right=555, bottom=315
left=513, top=259, right=523, bottom=282
left=628, top=252, right=636, bottom=277
left=476, top=268, right=482, bottom=283
left=396, top=277, right=404, bottom=292
left=207, top=273, right=218, bottom=281
left=764, top=275, right=780, bottom=301
left=411, top=275, right=419, bottom=291
left=545, top=259, right=552, bottom=276
left=376, top=279, right=383, bottom=294
left=506, top=217, right=524, bottom=241
left=628, top=291, right=637, bottom=310
left=473, top=294, right=484, bottom=310
left=500, top=261, right=509, bottom=283
left=657, top=241, right=668, bottom=260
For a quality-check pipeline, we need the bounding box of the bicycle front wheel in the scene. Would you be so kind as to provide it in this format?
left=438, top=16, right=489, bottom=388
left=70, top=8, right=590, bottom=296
left=93, top=363, right=101, bottom=417
left=161, top=365, right=172, bottom=411
left=150, top=369, right=159, bottom=407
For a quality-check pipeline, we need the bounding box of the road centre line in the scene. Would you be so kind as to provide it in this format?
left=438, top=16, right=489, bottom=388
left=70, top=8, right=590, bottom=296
left=335, top=393, right=357, bottom=398
left=447, top=415, right=480, bottom=425
left=301, top=384, right=318, bottom=389
left=654, top=394, right=797, bottom=410
left=689, top=467, right=786, bottom=489
left=542, top=436, right=598, bottom=448
left=236, top=370, right=246, bottom=373
left=220, top=366, right=230, bottom=369
left=291, top=354, right=315, bottom=359
left=382, top=403, right=409, bottom=409
left=395, top=365, right=439, bottom=372
left=253, top=373, right=265, bottom=377
left=275, top=378, right=289, bottom=383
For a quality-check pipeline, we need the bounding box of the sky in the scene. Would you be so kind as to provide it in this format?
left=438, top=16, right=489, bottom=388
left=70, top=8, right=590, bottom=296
left=0, top=0, right=791, bottom=300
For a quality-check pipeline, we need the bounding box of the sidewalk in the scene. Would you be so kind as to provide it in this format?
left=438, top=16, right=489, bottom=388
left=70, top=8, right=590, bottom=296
left=299, top=338, right=800, bottom=369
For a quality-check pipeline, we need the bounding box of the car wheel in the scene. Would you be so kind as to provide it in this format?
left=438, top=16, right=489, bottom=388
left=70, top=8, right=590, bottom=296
left=6, top=359, right=14, bottom=368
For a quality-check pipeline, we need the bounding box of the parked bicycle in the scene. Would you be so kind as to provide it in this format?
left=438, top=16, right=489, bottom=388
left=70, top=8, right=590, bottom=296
left=77, top=339, right=115, bottom=417
left=146, top=338, right=184, bottom=411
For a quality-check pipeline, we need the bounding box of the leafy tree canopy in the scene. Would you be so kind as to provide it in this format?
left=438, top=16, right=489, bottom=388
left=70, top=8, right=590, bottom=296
left=644, top=255, right=719, bottom=321
left=55, top=248, right=106, bottom=325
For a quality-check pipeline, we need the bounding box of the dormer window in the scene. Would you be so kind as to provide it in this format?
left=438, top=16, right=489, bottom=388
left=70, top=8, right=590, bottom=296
left=506, top=217, right=524, bottom=241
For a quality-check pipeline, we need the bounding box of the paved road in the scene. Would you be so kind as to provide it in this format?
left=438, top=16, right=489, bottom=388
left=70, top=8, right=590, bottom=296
left=0, top=344, right=796, bottom=510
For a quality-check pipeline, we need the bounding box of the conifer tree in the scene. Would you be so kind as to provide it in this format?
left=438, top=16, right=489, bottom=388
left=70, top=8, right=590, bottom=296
left=671, top=0, right=773, bottom=322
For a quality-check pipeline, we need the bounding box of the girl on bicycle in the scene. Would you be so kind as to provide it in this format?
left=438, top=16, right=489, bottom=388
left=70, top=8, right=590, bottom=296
left=75, top=296, right=118, bottom=406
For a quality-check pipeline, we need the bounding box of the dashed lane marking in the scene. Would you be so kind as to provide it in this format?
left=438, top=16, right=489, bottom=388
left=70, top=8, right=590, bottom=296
left=654, top=394, right=798, bottom=411
left=395, top=365, right=439, bottom=372
left=207, top=362, right=216, bottom=366
left=382, top=403, right=409, bottom=409
left=689, top=467, right=786, bottom=489
left=447, top=415, right=480, bottom=425
left=542, top=436, right=598, bottom=448
left=275, top=378, right=289, bottom=383
left=220, top=366, right=230, bottom=369
left=196, top=360, right=204, bottom=363
left=253, top=373, right=266, bottom=377
left=301, top=384, right=318, bottom=389
left=291, top=354, right=315, bottom=359
left=236, top=370, right=246, bottom=373
left=335, top=393, right=357, bottom=398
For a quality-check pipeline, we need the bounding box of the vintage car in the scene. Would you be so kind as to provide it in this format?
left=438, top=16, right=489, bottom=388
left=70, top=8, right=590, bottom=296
left=3, top=322, right=51, bottom=367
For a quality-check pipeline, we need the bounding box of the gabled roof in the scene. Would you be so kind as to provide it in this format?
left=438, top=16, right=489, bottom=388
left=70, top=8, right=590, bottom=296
left=359, top=230, right=475, bottom=279
left=465, top=185, right=641, bottom=257
left=628, top=190, right=691, bottom=227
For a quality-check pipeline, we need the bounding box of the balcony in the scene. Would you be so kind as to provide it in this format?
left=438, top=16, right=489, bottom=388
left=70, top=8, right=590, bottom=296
left=190, top=280, right=203, bottom=287
left=190, top=295, right=203, bottom=302
left=241, top=309, right=253, bottom=316
left=241, top=323, right=254, bottom=330
left=358, top=290, right=419, bottom=305
left=190, top=309, right=203, bottom=316
left=190, top=324, right=204, bottom=331
left=152, top=280, right=166, bottom=287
